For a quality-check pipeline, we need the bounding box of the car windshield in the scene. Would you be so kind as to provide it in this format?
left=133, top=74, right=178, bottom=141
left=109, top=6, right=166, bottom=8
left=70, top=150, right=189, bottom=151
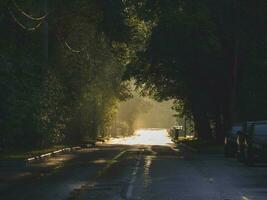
left=254, top=124, right=267, bottom=135
left=231, top=126, right=241, bottom=134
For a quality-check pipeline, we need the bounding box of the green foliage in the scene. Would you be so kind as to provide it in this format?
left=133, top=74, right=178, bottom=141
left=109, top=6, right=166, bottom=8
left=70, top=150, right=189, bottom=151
left=0, top=0, right=136, bottom=150
left=125, top=0, right=267, bottom=142
left=2, top=0, right=267, bottom=148
left=117, top=96, right=153, bottom=134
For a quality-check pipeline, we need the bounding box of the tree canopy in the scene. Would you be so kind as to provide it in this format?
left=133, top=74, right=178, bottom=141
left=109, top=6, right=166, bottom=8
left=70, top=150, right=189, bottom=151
left=1, top=0, right=267, bottom=150
left=125, top=0, right=267, bottom=141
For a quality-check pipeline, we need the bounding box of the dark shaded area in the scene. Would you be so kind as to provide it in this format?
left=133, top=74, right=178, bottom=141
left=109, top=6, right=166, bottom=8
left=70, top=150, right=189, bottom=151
left=0, top=0, right=133, bottom=151
left=1, top=0, right=267, bottom=155
left=125, top=0, right=267, bottom=143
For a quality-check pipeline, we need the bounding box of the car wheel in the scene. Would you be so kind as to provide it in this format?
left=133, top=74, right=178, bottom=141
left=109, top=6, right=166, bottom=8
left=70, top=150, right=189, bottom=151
left=224, top=144, right=235, bottom=158
left=224, top=145, right=231, bottom=157
left=237, top=145, right=245, bottom=162
left=244, top=145, right=254, bottom=166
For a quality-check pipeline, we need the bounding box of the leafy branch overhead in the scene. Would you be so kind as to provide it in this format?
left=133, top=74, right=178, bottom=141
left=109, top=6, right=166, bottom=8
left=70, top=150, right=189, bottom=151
left=1, top=0, right=267, bottom=150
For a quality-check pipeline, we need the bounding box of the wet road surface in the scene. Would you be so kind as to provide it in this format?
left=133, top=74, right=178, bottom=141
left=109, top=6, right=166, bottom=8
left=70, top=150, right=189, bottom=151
left=1, top=129, right=267, bottom=200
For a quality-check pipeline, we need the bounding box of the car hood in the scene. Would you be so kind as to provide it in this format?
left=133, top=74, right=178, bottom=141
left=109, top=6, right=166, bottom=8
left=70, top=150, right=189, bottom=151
left=253, top=135, right=267, bottom=145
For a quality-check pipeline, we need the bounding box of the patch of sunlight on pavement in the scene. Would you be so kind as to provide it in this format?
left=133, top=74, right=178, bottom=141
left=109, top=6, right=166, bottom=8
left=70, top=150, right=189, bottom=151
left=107, top=129, right=173, bottom=146
left=36, top=154, right=75, bottom=167
left=91, top=159, right=108, bottom=164
left=144, top=155, right=153, bottom=187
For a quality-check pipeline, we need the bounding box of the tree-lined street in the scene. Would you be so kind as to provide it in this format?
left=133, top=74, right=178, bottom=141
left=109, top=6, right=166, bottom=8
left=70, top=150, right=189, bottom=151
left=1, top=129, right=267, bottom=200
left=2, top=1, right=267, bottom=199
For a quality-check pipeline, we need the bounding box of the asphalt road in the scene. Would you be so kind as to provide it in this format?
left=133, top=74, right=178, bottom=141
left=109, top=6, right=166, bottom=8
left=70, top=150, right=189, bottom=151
left=1, top=129, right=267, bottom=200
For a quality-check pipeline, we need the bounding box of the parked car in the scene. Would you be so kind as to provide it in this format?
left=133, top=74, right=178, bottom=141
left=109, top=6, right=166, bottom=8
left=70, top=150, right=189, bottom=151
left=236, top=122, right=250, bottom=161
left=169, top=126, right=182, bottom=141
left=224, top=124, right=242, bottom=157
left=237, top=121, right=267, bottom=165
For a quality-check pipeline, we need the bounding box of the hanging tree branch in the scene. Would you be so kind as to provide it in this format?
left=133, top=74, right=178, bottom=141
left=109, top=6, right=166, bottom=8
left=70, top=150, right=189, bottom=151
left=9, top=8, right=44, bottom=31
left=64, top=41, right=81, bottom=53
left=9, top=0, right=83, bottom=53
left=55, top=24, right=82, bottom=53
left=11, top=0, right=49, bottom=21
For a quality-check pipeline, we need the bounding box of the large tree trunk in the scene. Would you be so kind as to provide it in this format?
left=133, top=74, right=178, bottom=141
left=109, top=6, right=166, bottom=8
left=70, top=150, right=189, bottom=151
left=192, top=111, right=212, bottom=140
left=43, top=0, right=48, bottom=62
left=215, top=113, right=224, bottom=144
left=227, top=0, right=240, bottom=131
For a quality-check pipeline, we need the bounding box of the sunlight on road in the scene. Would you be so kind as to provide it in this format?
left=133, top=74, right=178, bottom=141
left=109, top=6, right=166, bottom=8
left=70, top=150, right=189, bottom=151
left=107, top=129, right=173, bottom=146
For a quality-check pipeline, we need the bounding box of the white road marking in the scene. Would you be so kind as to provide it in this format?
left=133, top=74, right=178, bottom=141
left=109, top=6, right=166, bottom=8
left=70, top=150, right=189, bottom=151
left=98, top=150, right=128, bottom=176
left=126, top=153, right=142, bottom=200
left=170, top=146, right=180, bottom=152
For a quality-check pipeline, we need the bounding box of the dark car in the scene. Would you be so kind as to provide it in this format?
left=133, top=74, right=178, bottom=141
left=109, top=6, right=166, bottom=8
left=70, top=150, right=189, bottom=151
left=169, top=126, right=182, bottom=141
left=237, top=121, right=267, bottom=165
left=224, top=124, right=242, bottom=157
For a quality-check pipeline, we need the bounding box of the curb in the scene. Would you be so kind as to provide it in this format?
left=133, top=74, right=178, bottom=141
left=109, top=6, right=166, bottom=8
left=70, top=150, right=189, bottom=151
left=26, top=146, right=83, bottom=163
left=1, top=140, right=105, bottom=166
left=0, top=147, right=83, bottom=167
left=178, top=142, right=197, bottom=152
